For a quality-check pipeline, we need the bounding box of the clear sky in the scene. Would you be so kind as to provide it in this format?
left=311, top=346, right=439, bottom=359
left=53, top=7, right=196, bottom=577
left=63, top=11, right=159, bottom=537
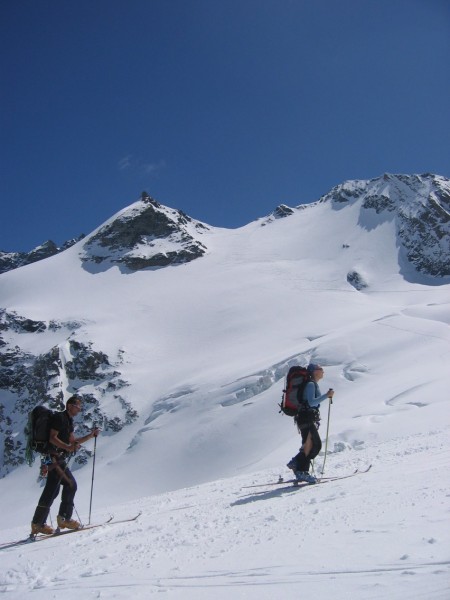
left=1, top=0, right=449, bottom=252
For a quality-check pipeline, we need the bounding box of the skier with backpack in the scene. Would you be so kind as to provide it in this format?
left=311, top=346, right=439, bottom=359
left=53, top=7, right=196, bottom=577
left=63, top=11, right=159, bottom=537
left=30, top=395, right=100, bottom=535
left=284, top=363, right=334, bottom=483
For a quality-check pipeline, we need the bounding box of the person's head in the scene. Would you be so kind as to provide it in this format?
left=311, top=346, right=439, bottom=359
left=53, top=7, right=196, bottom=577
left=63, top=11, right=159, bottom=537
left=66, top=395, right=82, bottom=416
left=307, top=363, right=324, bottom=381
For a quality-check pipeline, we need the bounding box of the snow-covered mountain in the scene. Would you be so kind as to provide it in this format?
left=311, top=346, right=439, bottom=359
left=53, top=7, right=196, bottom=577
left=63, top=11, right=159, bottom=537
left=0, top=173, right=449, bottom=598
left=2, top=173, right=449, bottom=277
left=318, top=173, right=450, bottom=278
left=80, top=192, right=210, bottom=272
left=0, top=236, right=85, bottom=275
left=0, top=172, right=449, bottom=480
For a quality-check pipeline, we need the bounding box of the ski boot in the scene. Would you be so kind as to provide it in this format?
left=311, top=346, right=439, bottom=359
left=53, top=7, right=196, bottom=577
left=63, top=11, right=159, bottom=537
left=294, top=471, right=317, bottom=484
left=31, top=522, right=55, bottom=535
left=57, top=515, right=81, bottom=530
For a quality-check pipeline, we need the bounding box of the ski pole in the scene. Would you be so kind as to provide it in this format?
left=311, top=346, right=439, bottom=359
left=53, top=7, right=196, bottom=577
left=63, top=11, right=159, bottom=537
left=321, top=392, right=333, bottom=475
left=88, top=426, right=97, bottom=525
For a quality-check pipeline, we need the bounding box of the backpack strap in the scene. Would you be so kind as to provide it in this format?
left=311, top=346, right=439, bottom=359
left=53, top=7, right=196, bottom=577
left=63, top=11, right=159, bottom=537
left=296, top=375, right=314, bottom=408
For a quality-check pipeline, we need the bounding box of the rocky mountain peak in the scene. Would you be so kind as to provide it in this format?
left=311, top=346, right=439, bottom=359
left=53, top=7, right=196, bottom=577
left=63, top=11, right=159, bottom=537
left=317, top=173, right=450, bottom=278
left=271, top=204, right=295, bottom=219
left=80, top=195, right=210, bottom=272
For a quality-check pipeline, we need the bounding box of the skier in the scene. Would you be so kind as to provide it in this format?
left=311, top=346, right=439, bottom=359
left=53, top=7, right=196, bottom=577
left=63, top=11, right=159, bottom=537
left=30, top=396, right=100, bottom=535
left=287, top=363, right=334, bottom=483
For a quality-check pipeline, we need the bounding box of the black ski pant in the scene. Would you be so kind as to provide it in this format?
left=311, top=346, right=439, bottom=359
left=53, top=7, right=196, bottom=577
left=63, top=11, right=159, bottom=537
left=292, top=423, right=322, bottom=473
left=32, top=459, right=77, bottom=525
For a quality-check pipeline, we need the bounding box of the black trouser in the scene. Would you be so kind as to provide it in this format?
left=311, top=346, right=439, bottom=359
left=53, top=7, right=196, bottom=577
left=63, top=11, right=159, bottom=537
left=32, top=458, right=77, bottom=525
left=291, top=423, right=322, bottom=472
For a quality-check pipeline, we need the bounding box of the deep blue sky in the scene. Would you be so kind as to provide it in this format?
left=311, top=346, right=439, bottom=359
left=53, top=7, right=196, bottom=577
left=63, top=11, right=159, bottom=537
left=1, top=0, right=449, bottom=251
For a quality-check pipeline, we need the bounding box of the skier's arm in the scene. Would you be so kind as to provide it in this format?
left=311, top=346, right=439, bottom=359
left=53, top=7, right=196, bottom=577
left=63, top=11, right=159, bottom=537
left=303, top=381, right=329, bottom=407
left=49, top=428, right=99, bottom=452
left=49, top=428, right=77, bottom=453
left=75, top=428, right=100, bottom=445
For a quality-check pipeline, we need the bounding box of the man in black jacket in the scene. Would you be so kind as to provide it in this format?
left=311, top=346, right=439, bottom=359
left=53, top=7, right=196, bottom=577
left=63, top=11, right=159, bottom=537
left=30, top=396, right=100, bottom=535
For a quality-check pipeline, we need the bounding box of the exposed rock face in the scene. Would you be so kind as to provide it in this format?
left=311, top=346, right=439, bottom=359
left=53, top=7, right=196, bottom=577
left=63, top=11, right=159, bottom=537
left=81, top=195, right=209, bottom=272
left=347, top=271, right=369, bottom=291
left=260, top=204, right=296, bottom=226
left=318, top=173, right=450, bottom=278
left=0, top=310, right=137, bottom=474
left=396, top=177, right=450, bottom=277
left=272, top=204, right=295, bottom=219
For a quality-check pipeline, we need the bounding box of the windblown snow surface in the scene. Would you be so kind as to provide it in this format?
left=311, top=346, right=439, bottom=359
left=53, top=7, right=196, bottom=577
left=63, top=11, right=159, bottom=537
left=0, top=194, right=449, bottom=598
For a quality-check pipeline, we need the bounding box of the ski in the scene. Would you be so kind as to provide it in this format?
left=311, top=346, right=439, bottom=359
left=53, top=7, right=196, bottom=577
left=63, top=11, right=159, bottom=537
left=0, top=512, right=141, bottom=551
left=0, top=516, right=114, bottom=550
left=242, top=465, right=371, bottom=489
left=321, top=464, right=372, bottom=481
left=318, top=468, right=358, bottom=481
left=32, top=515, right=117, bottom=543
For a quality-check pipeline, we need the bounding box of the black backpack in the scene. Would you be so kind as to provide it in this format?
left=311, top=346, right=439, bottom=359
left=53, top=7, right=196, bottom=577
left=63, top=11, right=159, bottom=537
left=25, top=406, right=54, bottom=465
left=279, top=366, right=310, bottom=416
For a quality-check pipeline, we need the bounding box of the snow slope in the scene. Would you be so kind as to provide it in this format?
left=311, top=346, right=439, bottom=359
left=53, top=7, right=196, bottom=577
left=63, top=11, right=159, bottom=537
left=1, top=430, right=449, bottom=599
left=0, top=181, right=449, bottom=598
